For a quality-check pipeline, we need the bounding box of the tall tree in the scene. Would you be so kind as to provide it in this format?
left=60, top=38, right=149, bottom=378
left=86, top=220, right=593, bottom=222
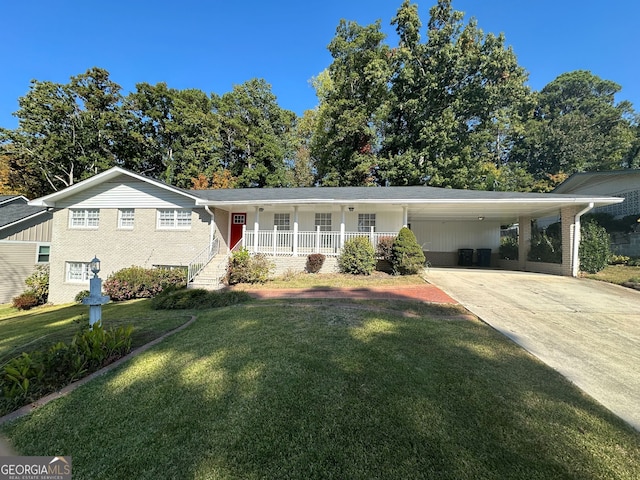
left=512, top=70, right=636, bottom=190
left=213, top=78, right=296, bottom=188
left=125, top=83, right=220, bottom=188
left=380, top=0, right=532, bottom=190
left=0, top=67, right=127, bottom=196
left=312, top=19, right=390, bottom=186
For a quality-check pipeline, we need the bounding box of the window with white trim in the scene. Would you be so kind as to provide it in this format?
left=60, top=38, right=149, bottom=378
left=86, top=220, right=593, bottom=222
left=69, top=209, right=100, bottom=228
left=274, top=213, right=290, bottom=230
left=66, top=262, right=92, bottom=282
left=358, top=213, right=376, bottom=232
left=157, top=209, right=192, bottom=229
left=37, top=244, right=50, bottom=263
left=118, top=209, right=135, bottom=229
left=315, top=213, right=332, bottom=232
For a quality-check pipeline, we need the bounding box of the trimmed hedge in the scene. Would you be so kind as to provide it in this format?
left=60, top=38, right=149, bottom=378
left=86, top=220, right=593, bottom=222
left=580, top=220, right=611, bottom=273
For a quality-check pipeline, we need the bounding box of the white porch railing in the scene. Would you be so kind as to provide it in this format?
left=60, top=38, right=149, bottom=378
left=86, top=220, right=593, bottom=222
left=242, top=226, right=397, bottom=257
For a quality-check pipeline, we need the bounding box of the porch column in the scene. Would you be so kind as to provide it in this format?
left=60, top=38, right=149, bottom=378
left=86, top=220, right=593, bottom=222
left=340, top=206, right=346, bottom=248
left=402, top=206, right=408, bottom=228
left=518, top=216, right=531, bottom=272
left=293, top=206, right=299, bottom=256
left=561, top=205, right=591, bottom=277
left=254, top=206, right=260, bottom=254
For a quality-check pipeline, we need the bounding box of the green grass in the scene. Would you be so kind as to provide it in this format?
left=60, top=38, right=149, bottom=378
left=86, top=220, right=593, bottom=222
left=2, top=300, right=639, bottom=479
left=583, top=265, right=640, bottom=285
left=239, top=271, right=427, bottom=289
left=0, top=300, right=193, bottom=365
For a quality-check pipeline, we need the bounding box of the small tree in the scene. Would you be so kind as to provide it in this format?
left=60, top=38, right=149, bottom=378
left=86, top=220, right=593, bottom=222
left=24, top=264, right=50, bottom=304
left=579, top=220, right=611, bottom=273
left=338, top=237, right=376, bottom=275
left=391, top=227, right=426, bottom=275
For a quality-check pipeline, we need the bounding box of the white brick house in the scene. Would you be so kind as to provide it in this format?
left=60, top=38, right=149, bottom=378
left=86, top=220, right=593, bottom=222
left=28, top=167, right=622, bottom=304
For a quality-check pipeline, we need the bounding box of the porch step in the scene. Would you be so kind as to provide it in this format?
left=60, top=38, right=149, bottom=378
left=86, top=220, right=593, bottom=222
left=188, top=255, right=228, bottom=290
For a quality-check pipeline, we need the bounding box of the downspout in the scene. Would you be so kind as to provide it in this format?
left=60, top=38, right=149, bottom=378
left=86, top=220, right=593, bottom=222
left=572, top=202, right=594, bottom=277
left=205, top=206, right=216, bottom=254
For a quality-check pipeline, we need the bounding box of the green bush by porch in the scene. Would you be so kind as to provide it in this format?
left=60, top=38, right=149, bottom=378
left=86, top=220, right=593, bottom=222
left=337, top=237, right=376, bottom=275
left=391, top=227, right=426, bottom=275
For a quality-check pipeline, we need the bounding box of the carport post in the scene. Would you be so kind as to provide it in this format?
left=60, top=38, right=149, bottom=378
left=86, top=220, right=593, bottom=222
left=518, top=216, right=531, bottom=271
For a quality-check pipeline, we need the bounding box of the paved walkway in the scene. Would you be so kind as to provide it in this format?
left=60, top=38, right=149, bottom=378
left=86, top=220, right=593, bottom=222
left=424, top=267, right=640, bottom=431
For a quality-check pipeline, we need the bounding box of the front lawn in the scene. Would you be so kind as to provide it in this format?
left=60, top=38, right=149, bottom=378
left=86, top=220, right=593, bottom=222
left=0, top=300, right=192, bottom=365
left=238, top=271, right=427, bottom=289
left=583, top=264, right=640, bottom=286
left=3, top=300, right=639, bottom=479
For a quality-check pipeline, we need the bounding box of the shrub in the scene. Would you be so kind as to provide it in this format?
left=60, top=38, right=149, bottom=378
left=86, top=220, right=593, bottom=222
left=338, top=237, right=376, bottom=275
left=306, top=253, right=326, bottom=273
left=391, top=227, right=426, bottom=275
left=12, top=292, right=40, bottom=310
left=608, top=254, right=630, bottom=265
left=376, top=236, right=396, bottom=262
left=499, top=236, right=519, bottom=260
left=75, top=290, right=90, bottom=302
left=151, top=288, right=251, bottom=310
left=580, top=220, right=611, bottom=274
left=1, top=323, right=133, bottom=415
left=104, top=266, right=186, bottom=301
left=24, top=264, right=49, bottom=304
left=226, top=249, right=273, bottom=285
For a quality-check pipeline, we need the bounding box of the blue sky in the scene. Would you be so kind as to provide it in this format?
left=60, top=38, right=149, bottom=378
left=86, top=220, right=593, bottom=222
left=1, top=0, right=638, bottom=129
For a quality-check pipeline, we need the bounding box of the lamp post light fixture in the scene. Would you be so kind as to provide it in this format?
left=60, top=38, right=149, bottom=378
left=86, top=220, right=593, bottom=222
left=82, top=255, right=110, bottom=327
left=90, top=256, right=101, bottom=277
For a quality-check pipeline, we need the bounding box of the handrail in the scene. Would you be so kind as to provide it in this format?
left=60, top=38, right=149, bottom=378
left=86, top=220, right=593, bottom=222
left=187, top=237, right=220, bottom=284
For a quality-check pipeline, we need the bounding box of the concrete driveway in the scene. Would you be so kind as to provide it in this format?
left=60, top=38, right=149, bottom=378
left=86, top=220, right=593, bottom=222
left=424, top=267, right=640, bottom=431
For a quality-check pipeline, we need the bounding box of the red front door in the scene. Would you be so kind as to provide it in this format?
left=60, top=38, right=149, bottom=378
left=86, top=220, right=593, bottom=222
left=230, top=213, right=246, bottom=248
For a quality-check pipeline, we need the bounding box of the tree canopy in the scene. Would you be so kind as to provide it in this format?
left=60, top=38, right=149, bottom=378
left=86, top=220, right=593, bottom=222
left=0, top=0, right=637, bottom=197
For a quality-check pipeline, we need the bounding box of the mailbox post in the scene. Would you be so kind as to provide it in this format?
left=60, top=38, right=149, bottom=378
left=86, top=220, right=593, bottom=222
left=81, top=256, right=110, bottom=327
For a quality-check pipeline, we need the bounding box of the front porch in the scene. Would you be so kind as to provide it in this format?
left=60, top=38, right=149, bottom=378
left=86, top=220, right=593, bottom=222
left=242, top=226, right=397, bottom=257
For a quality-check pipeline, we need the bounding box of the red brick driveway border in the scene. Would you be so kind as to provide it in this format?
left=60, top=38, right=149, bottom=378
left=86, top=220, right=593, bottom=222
left=240, top=284, right=457, bottom=304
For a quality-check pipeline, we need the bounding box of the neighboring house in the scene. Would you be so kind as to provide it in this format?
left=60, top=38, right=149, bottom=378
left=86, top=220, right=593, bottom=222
left=553, top=170, right=640, bottom=218
left=28, top=167, right=622, bottom=304
left=553, top=170, right=640, bottom=256
left=0, top=195, right=53, bottom=303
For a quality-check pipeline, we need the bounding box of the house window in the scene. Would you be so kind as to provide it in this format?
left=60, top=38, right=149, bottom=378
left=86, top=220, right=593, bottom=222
left=274, top=213, right=290, bottom=230
left=315, top=213, right=332, bottom=232
left=358, top=213, right=376, bottom=232
left=66, top=262, right=92, bottom=282
left=37, top=244, right=50, bottom=263
left=118, top=209, right=135, bottom=229
left=233, top=214, right=246, bottom=225
left=157, top=209, right=192, bottom=229
left=70, top=209, right=99, bottom=229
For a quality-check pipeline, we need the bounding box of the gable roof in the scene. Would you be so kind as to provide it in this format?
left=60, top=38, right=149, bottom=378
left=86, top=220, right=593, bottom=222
left=0, top=195, right=50, bottom=231
left=28, top=167, right=202, bottom=207
left=28, top=167, right=624, bottom=222
left=553, top=170, right=640, bottom=194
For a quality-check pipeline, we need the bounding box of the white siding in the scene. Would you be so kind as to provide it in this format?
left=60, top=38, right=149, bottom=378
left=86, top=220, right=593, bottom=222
left=245, top=207, right=403, bottom=232
left=0, top=243, right=38, bottom=303
left=411, top=220, right=500, bottom=252
left=56, top=179, right=196, bottom=209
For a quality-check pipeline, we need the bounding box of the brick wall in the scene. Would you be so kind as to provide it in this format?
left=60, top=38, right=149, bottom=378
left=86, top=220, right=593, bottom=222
left=48, top=207, right=211, bottom=303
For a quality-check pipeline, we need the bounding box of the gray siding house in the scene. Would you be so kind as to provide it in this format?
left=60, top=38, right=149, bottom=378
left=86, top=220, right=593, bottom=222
left=28, top=167, right=622, bottom=304
left=0, top=196, right=53, bottom=303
